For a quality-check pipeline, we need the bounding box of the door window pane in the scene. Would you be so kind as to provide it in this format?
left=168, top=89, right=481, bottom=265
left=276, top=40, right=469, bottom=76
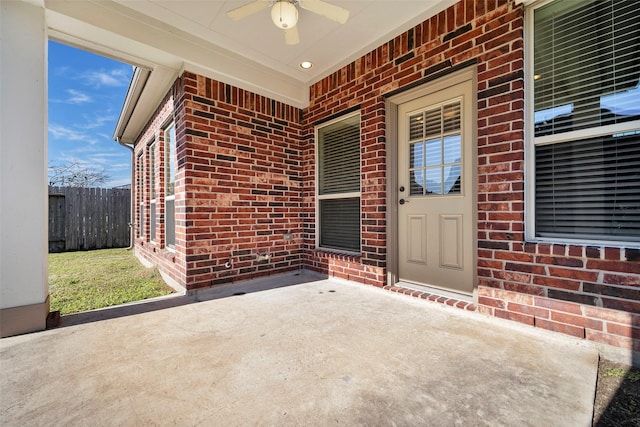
left=410, top=169, right=424, bottom=196
left=409, top=114, right=423, bottom=140
left=410, top=142, right=424, bottom=169
left=425, top=138, right=441, bottom=167
left=425, top=168, right=442, bottom=195
left=407, top=101, right=462, bottom=196
left=424, top=108, right=441, bottom=138
left=444, top=164, right=461, bottom=194
left=443, top=103, right=461, bottom=132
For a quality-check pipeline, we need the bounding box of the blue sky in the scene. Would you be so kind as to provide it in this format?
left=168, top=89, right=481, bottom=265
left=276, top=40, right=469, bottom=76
left=48, top=40, right=133, bottom=188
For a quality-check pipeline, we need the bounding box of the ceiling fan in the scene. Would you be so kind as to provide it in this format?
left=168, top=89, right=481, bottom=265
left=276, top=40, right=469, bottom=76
left=227, top=0, right=350, bottom=45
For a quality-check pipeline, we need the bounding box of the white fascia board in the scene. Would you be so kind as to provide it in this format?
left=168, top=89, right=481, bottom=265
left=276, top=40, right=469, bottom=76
left=46, top=9, right=183, bottom=71
left=19, top=0, right=44, bottom=8
left=116, top=66, right=178, bottom=144
left=113, top=67, right=151, bottom=143
left=45, top=0, right=307, bottom=108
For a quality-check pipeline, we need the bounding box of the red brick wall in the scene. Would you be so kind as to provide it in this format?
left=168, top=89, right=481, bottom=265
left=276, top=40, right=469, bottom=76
left=479, top=245, right=640, bottom=352
left=303, top=0, right=524, bottom=285
left=133, top=0, right=639, bottom=352
left=180, top=72, right=303, bottom=289
left=133, top=82, right=186, bottom=288
left=135, top=74, right=304, bottom=290
left=303, top=0, right=639, bottom=353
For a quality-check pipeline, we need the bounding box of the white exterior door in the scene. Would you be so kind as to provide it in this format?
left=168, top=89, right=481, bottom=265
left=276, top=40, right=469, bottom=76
left=397, top=78, right=474, bottom=295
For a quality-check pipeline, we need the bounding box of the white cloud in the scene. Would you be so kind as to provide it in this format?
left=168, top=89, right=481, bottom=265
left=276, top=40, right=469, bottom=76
left=48, top=124, right=89, bottom=142
left=52, top=66, right=70, bottom=76
left=65, top=89, right=92, bottom=104
left=81, top=115, right=114, bottom=130
left=80, top=68, right=130, bottom=88
left=48, top=124, right=105, bottom=146
left=50, top=89, right=92, bottom=105
left=94, top=157, right=126, bottom=167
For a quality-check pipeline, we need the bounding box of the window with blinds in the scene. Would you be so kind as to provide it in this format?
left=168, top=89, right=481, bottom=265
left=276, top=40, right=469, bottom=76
left=530, top=0, right=640, bottom=244
left=316, top=112, right=361, bottom=253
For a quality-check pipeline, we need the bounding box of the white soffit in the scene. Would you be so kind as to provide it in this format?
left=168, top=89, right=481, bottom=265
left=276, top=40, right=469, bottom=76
left=45, top=0, right=455, bottom=108
left=45, top=0, right=308, bottom=108
left=44, top=0, right=456, bottom=141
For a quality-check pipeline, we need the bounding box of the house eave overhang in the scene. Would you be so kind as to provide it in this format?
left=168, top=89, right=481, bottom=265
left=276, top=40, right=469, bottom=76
left=111, top=66, right=179, bottom=145
left=44, top=0, right=309, bottom=144
left=113, top=66, right=150, bottom=144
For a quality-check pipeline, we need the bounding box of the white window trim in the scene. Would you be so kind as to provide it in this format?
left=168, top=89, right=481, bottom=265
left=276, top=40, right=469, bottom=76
left=524, top=0, right=640, bottom=249
left=314, top=111, right=362, bottom=255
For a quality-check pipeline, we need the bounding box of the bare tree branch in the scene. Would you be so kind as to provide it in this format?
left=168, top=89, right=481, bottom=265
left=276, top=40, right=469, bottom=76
left=48, top=159, right=110, bottom=187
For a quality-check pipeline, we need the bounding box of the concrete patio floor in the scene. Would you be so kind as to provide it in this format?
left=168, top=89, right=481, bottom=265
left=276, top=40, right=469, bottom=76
left=1, top=272, right=598, bottom=426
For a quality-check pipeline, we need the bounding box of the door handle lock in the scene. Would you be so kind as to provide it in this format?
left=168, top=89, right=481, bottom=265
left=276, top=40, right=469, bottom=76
left=399, top=198, right=409, bottom=205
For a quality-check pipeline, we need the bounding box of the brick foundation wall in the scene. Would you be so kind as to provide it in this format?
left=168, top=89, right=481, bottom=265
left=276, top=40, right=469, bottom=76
left=479, top=244, right=640, bottom=352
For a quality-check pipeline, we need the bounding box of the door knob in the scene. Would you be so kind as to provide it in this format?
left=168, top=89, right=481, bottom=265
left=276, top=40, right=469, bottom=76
left=399, top=198, right=408, bottom=205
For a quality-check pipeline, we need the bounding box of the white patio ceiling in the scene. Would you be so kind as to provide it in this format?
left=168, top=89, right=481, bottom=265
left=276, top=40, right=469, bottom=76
left=43, top=0, right=454, bottom=141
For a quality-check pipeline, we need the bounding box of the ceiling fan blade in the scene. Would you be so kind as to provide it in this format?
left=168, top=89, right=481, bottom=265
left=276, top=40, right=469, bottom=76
left=284, top=26, right=300, bottom=45
left=227, top=0, right=269, bottom=21
left=300, top=0, right=349, bottom=24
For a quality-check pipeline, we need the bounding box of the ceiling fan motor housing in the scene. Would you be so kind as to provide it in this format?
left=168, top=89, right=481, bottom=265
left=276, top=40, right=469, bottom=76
left=271, top=0, right=298, bottom=29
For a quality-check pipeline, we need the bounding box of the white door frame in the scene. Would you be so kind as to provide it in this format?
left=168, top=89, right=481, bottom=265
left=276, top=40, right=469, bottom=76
left=385, top=66, right=478, bottom=296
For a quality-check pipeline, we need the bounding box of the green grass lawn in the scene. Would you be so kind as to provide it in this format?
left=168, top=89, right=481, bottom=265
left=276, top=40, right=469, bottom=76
left=49, top=248, right=176, bottom=315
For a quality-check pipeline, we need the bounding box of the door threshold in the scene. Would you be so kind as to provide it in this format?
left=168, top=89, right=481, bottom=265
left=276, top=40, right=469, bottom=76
left=397, top=281, right=474, bottom=304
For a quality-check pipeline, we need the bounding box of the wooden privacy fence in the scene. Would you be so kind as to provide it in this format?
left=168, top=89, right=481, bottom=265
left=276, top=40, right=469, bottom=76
left=48, top=186, right=130, bottom=252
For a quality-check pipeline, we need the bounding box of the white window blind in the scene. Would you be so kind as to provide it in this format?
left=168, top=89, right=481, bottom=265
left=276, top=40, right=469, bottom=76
left=533, top=0, right=639, bottom=137
left=535, top=133, right=640, bottom=242
left=318, top=116, right=360, bottom=194
left=319, top=198, right=361, bottom=251
left=317, top=113, right=361, bottom=253
left=531, top=0, right=640, bottom=244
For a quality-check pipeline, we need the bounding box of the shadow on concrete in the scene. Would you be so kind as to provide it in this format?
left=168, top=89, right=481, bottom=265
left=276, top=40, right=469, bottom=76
left=59, top=270, right=327, bottom=329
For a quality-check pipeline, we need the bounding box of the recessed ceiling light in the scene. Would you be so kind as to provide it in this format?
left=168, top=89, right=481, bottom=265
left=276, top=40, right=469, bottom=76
left=299, top=61, right=313, bottom=70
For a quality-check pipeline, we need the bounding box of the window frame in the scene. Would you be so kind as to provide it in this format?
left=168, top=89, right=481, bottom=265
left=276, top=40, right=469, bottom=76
left=148, top=139, right=157, bottom=243
left=164, top=122, right=176, bottom=251
left=524, top=0, right=640, bottom=248
left=314, top=111, right=362, bottom=255
left=137, top=151, right=144, bottom=238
